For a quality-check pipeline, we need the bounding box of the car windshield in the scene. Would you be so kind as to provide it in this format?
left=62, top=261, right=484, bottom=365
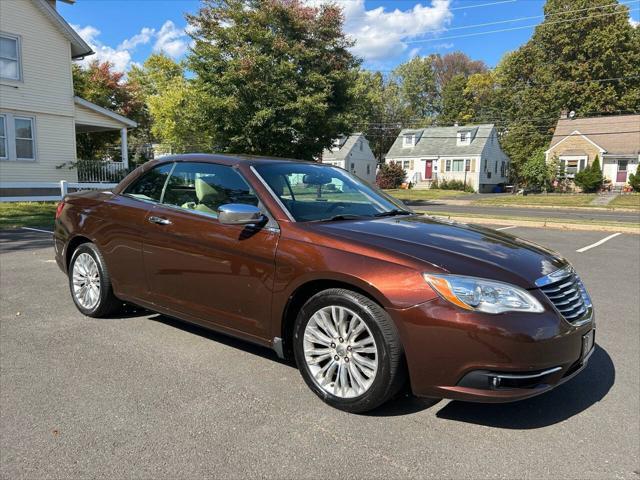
left=253, top=162, right=412, bottom=222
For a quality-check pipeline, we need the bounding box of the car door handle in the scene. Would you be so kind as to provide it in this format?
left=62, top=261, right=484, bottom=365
left=148, top=216, right=172, bottom=225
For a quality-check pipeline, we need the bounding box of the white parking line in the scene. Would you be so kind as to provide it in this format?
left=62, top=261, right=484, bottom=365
left=576, top=233, right=622, bottom=253
left=495, top=225, right=518, bottom=231
left=21, top=227, right=53, bottom=234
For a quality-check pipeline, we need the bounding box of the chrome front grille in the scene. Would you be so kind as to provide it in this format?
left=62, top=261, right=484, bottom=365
left=536, top=266, right=592, bottom=323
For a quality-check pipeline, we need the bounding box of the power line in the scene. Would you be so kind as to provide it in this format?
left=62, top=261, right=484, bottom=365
left=348, top=130, right=640, bottom=138
left=337, top=0, right=518, bottom=22
left=395, top=1, right=638, bottom=40
left=405, top=9, right=635, bottom=44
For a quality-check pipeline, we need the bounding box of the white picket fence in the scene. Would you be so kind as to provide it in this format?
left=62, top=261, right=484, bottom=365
left=0, top=181, right=118, bottom=202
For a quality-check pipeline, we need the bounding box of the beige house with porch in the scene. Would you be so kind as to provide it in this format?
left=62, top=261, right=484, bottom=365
left=546, top=114, right=640, bottom=187
left=0, top=0, right=136, bottom=200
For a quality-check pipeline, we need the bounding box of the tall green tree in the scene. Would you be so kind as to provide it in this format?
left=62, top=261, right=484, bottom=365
left=186, top=0, right=359, bottom=160
left=393, top=56, right=439, bottom=121
left=496, top=0, right=640, bottom=181
left=73, top=61, right=147, bottom=161
left=127, top=54, right=206, bottom=153
left=128, top=53, right=184, bottom=98
left=429, top=51, right=487, bottom=93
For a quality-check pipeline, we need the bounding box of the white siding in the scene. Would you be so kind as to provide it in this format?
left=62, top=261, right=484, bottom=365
left=322, top=136, right=377, bottom=184
left=385, top=156, right=481, bottom=191
left=344, top=138, right=377, bottom=184
left=0, top=0, right=77, bottom=183
left=0, top=0, right=75, bottom=117
left=0, top=111, right=77, bottom=181
left=478, top=129, right=509, bottom=190
left=75, top=103, right=128, bottom=130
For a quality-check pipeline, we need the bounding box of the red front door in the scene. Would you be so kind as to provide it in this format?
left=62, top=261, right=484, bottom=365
left=617, top=160, right=628, bottom=183
left=425, top=160, right=433, bottom=179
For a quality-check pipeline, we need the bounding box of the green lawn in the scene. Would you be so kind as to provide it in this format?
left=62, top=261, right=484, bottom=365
left=0, top=202, right=57, bottom=229
left=609, top=194, right=640, bottom=210
left=474, top=194, right=597, bottom=207
left=383, top=189, right=468, bottom=202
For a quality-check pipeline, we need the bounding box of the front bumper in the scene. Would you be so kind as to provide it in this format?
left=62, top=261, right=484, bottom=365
left=389, top=292, right=595, bottom=403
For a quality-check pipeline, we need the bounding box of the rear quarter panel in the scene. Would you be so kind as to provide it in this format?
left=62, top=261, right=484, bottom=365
left=56, top=191, right=151, bottom=300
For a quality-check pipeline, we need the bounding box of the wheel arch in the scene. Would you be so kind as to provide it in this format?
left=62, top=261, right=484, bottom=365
left=279, top=278, right=389, bottom=359
left=65, top=235, right=93, bottom=270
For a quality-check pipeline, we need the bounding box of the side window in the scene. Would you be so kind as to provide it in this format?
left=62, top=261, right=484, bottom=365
left=124, top=163, right=173, bottom=202
left=162, top=162, right=258, bottom=217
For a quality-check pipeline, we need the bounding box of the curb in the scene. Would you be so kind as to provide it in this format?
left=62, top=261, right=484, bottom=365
left=417, top=212, right=640, bottom=234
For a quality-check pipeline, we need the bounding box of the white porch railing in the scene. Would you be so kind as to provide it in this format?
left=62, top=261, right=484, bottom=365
left=77, top=160, right=131, bottom=183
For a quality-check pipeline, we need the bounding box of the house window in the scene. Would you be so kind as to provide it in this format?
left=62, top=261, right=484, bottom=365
left=465, top=159, right=471, bottom=172
left=0, top=34, right=21, bottom=81
left=403, top=135, right=415, bottom=148
left=494, top=160, right=498, bottom=173
left=0, top=115, right=7, bottom=159
left=366, top=164, right=371, bottom=175
left=350, top=162, right=355, bottom=173
left=501, top=161, right=506, bottom=177
left=0, top=113, right=36, bottom=161
left=452, top=159, right=464, bottom=172
left=562, top=158, right=587, bottom=177
left=359, top=141, right=363, bottom=151
left=14, top=117, right=35, bottom=159
left=445, top=159, right=451, bottom=172
left=457, top=131, right=471, bottom=146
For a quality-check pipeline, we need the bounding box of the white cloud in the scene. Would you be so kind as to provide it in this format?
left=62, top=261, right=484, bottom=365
left=309, top=0, right=452, bottom=62
left=153, top=21, right=190, bottom=59
left=73, top=24, right=132, bottom=71
left=118, top=27, right=155, bottom=50
left=71, top=21, right=190, bottom=72
left=630, top=18, right=639, bottom=28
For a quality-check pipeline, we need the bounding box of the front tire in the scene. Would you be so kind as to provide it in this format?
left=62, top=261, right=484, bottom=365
left=68, top=243, right=121, bottom=317
left=293, top=288, right=406, bottom=413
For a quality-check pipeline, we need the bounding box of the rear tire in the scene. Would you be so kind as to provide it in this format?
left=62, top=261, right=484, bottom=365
left=293, top=288, right=406, bottom=413
left=68, top=243, right=121, bottom=317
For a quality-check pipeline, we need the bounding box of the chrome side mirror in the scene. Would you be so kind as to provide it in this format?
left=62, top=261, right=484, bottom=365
left=217, top=203, right=264, bottom=225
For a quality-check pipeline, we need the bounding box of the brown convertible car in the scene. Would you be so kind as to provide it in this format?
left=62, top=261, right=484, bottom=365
left=54, top=154, right=595, bottom=412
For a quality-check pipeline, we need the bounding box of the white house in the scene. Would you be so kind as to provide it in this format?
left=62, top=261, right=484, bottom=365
left=384, top=124, right=510, bottom=193
left=321, top=133, right=377, bottom=184
left=0, top=0, right=137, bottom=201
left=546, top=113, right=639, bottom=187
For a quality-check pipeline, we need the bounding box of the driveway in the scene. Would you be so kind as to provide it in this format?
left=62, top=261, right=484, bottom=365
left=1, top=228, right=638, bottom=479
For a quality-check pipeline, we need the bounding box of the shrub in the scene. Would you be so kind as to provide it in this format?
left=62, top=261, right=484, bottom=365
left=574, top=156, right=603, bottom=193
left=628, top=164, right=640, bottom=191
left=521, top=148, right=554, bottom=191
left=377, top=162, right=406, bottom=189
left=436, top=178, right=475, bottom=193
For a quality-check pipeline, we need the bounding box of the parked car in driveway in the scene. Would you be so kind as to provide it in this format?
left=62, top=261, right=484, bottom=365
left=54, top=154, right=596, bottom=413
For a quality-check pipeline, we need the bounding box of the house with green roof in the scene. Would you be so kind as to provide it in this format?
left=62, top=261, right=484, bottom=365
left=384, top=124, right=511, bottom=193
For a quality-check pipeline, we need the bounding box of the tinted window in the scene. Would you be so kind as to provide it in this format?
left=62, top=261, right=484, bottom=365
left=254, top=163, right=406, bottom=222
left=124, top=163, right=173, bottom=202
left=162, top=162, right=258, bottom=217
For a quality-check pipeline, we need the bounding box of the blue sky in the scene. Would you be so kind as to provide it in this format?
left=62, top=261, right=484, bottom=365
left=59, top=0, right=640, bottom=72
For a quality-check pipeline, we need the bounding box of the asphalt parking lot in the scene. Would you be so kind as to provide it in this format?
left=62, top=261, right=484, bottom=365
left=1, top=226, right=639, bottom=479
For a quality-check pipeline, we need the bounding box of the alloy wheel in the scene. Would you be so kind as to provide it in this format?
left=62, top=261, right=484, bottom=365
left=72, top=253, right=101, bottom=310
left=303, top=305, right=378, bottom=398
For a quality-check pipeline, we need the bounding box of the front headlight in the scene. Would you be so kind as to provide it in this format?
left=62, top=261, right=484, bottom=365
left=423, top=274, right=545, bottom=314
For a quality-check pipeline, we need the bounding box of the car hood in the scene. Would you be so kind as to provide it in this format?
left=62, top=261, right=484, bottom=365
left=309, top=215, right=567, bottom=289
